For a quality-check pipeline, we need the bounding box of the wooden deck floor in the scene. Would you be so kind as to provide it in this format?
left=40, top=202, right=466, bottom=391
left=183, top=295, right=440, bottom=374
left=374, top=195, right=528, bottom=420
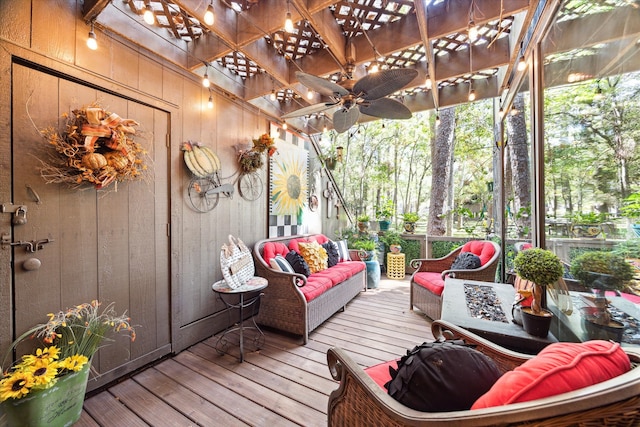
left=75, top=278, right=433, bottom=427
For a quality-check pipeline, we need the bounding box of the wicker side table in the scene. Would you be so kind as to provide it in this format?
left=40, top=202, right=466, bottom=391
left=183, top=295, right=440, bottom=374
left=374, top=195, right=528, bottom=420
left=386, top=253, right=405, bottom=279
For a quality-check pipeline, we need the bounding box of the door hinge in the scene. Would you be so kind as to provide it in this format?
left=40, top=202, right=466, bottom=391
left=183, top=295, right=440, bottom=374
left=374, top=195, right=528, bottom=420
left=166, top=223, right=171, bottom=237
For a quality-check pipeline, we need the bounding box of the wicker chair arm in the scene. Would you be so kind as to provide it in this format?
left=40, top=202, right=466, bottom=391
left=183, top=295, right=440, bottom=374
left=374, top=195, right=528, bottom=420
left=410, top=249, right=462, bottom=272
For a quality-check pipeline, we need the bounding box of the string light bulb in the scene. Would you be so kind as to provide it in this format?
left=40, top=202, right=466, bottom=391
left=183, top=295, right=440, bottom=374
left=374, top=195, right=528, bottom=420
left=370, top=62, right=379, bottom=73
left=510, top=107, right=519, bottom=116
left=270, top=89, right=277, bottom=101
left=594, top=80, right=604, bottom=100
left=435, top=113, right=441, bottom=126
left=468, top=88, right=476, bottom=102
left=425, top=76, right=432, bottom=90
left=208, top=93, right=214, bottom=109
left=499, top=107, right=505, bottom=118
left=204, top=1, right=215, bottom=26
left=282, top=122, right=288, bottom=130
left=143, top=2, right=155, bottom=25
left=86, top=22, right=98, bottom=51
left=517, top=58, right=527, bottom=71
left=307, top=88, right=313, bottom=100
left=284, top=0, right=294, bottom=34
left=202, top=68, right=211, bottom=88
left=468, top=20, right=478, bottom=42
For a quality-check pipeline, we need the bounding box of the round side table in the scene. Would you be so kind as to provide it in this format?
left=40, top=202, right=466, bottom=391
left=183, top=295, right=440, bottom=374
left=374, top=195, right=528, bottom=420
left=211, top=276, right=268, bottom=362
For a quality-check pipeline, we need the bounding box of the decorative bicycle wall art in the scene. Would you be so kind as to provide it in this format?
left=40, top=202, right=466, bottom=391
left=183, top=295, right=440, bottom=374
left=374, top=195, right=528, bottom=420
left=182, top=134, right=276, bottom=212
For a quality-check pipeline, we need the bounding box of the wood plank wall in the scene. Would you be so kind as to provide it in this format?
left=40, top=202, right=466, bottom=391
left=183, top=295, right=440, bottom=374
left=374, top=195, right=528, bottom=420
left=0, top=0, right=304, bottom=389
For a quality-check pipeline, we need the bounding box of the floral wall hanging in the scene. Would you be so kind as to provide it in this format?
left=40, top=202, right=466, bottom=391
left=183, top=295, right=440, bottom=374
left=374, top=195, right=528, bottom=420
left=237, top=133, right=277, bottom=173
left=39, top=103, right=148, bottom=190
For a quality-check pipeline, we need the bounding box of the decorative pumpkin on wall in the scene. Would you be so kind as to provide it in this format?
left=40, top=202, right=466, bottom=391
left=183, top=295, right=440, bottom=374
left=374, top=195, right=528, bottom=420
left=81, top=152, right=107, bottom=170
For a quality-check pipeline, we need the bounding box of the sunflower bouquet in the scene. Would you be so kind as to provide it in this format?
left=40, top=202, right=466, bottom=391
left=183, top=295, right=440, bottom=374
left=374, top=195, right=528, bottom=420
left=0, top=301, right=135, bottom=402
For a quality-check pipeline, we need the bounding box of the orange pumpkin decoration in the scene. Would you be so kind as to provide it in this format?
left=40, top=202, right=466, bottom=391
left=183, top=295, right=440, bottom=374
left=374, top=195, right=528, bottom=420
left=104, top=151, right=129, bottom=170
left=81, top=152, right=107, bottom=170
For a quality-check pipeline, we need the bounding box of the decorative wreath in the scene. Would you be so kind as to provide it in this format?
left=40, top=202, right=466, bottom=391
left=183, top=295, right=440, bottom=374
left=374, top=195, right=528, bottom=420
left=39, top=103, right=148, bottom=189
left=236, top=133, right=277, bottom=173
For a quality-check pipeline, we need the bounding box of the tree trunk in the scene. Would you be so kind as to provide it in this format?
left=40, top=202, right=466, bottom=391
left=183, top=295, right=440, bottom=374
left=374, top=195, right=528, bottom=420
left=506, top=94, right=531, bottom=216
left=428, top=107, right=455, bottom=236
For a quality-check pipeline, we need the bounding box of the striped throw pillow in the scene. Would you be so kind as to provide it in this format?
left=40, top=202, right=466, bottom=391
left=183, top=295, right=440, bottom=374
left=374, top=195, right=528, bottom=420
left=270, top=254, right=295, bottom=273
left=335, top=240, right=351, bottom=262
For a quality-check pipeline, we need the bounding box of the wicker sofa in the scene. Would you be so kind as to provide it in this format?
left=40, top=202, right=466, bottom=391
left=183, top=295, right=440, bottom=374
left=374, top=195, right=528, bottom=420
left=253, top=234, right=366, bottom=344
left=327, top=320, right=640, bottom=426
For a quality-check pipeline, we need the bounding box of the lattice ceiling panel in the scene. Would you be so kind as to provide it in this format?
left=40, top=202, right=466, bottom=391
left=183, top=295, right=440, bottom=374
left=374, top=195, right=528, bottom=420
left=216, top=51, right=264, bottom=79
left=433, top=17, right=513, bottom=57
left=331, top=0, right=415, bottom=38
left=226, top=0, right=261, bottom=12
left=438, top=68, right=498, bottom=88
left=558, top=0, right=629, bottom=22
left=125, top=0, right=206, bottom=42
left=267, top=23, right=325, bottom=61
left=276, top=88, right=299, bottom=102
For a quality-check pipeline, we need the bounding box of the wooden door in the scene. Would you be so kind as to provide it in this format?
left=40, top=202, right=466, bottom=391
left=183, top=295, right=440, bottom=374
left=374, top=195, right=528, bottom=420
left=10, top=63, right=171, bottom=390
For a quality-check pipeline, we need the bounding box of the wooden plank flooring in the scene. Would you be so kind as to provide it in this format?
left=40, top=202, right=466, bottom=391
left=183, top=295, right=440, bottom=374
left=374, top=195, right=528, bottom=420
left=76, top=278, right=433, bottom=427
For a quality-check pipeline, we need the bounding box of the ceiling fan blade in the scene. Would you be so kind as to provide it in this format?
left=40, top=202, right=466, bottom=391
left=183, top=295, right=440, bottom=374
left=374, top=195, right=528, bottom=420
left=333, top=107, right=360, bottom=133
left=353, top=68, right=419, bottom=101
left=281, top=102, right=335, bottom=119
left=296, top=72, right=349, bottom=98
left=360, top=98, right=412, bottom=119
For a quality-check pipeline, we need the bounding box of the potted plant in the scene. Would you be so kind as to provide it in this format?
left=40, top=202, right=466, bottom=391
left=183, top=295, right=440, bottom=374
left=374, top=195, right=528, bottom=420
left=380, top=229, right=403, bottom=254
left=570, top=250, right=634, bottom=340
left=353, top=238, right=376, bottom=261
left=376, top=200, right=395, bottom=231
left=402, top=212, right=420, bottom=234
left=0, top=301, right=135, bottom=427
left=513, top=248, right=564, bottom=337
left=621, top=192, right=640, bottom=237
left=357, top=214, right=370, bottom=233
left=612, top=239, right=640, bottom=273
left=570, top=212, right=607, bottom=238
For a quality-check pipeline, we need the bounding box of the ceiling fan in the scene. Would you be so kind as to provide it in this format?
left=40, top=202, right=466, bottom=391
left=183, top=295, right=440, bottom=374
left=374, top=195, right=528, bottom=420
left=282, top=67, right=419, bottom=133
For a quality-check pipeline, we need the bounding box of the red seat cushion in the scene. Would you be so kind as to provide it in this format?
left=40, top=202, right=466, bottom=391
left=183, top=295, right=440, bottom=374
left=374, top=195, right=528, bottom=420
left=312, top=261, right=365, bottom=287
left=472, top=340, right=630, bottom=409
left=365, top=360, right=398, bottom=390
left=461, top=241, right=495, bottom=266
left=288, top=234, right=329, bottom=254
left=299, top=275, right=333, bottom=301
left=412, top=272, right=445, bottom=296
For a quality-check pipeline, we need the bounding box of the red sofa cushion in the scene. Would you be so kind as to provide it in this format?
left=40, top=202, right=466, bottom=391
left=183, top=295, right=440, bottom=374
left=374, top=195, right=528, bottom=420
left=461, top=241, right=495, bottom=266
left=299, top=275, right=333, bottom=301
left=472, top=340, right=630, bottom=409
left=262, top=242, right=290, bottom=265
left=288, top=234, right=329, bottom=254
left=412, top=272, right=445, bottom=296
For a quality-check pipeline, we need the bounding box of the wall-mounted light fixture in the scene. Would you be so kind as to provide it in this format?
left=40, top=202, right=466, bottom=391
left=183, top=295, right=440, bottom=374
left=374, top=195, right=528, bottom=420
left=204, top=1, right=215, bottom=26
left=87, top=21, right=98, bottom=51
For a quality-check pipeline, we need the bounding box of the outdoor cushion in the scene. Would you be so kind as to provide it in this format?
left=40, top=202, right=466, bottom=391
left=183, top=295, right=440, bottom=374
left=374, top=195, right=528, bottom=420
left=365, top=360, right=399, bottom=390
left=262, top=241, right=290, bottom=265
left=323, top=242, right=340, bottom=267
left=312, top=261, right=365, bottom=287
left=472, top=340, right=630, bottom=409
left=299, top=241, right=328, bottom=274
left=335, top=240, right=351, bottom=262
left=460, top=241, right=496, bottom=266
left=269, top=255, right=295, bottom=273
left=288, top=235, right=330, bottom=254
left=412, top=272, right=445, bottom=296
left=286, top=251, right=311, bottom=277
left=299, top=275, right=333, bottom=301
left=451, top=252, right=482, bottom=270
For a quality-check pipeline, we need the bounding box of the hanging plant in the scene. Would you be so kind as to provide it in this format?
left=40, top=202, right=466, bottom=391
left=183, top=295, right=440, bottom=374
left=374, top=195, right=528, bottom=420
left=239, top=150, right=264, bottom=173
left=39, top=103, right=148, bottom=190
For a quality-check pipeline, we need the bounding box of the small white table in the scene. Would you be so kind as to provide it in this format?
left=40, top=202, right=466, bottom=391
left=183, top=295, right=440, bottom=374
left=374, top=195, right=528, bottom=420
left=211, top=276, right=268, bottom=362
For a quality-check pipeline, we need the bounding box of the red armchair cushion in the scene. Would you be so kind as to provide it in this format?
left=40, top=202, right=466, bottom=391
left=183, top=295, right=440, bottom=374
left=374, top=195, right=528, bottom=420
left=472, top=340, right=630, bottom=409
left=412, top=272, right=445, bottom=296
left=461, top=241, right=496, bottom=266
left=365, top=360, right=398, bottom=390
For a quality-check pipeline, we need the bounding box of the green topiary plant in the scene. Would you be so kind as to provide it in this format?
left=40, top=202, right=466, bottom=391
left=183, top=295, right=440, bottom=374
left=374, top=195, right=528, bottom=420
left=570, top=251, right=634, bottom=292
left=514, top=248, right=564, bottom=314
left=402, top=212, right=420, bottom=223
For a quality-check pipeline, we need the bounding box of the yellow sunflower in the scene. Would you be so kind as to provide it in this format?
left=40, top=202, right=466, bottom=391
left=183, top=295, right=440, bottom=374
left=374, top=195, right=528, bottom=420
left=28, top=359, right=59, bottom=387
left=21, top=345, right=60, bottom=366
left=270, top=153, right=308, bottom=216
left=0, top=371, right=34, bottom=401
left=60, top=354, right=89, bottom=372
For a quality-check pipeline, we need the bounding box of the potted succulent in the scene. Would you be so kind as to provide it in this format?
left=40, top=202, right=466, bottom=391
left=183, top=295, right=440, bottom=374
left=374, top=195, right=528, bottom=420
left=621, top=192, right=640, bottom=237
left=570, top=250, right=634, bottom=340
left=357, top=214, right=370, bottom=233
left=513, top=248, right=564, bottom=337
left=376, top=199, right=395, bottom=231
left=402, top=212, right=420, bottom=234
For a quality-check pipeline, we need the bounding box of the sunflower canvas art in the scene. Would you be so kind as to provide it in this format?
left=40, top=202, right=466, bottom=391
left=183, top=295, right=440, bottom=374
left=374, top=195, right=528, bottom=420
left=269, top=136, right=309, bottom=237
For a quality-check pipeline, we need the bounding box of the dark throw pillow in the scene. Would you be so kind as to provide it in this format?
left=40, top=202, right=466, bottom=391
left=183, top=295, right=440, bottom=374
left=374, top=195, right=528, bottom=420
left=451, top=252, right=482, bottom=270
left=285, top=250, right=311, bottom=277
left=323, top=242, right=340, bottom=268
left=385, top=341, right=502, bottom=412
